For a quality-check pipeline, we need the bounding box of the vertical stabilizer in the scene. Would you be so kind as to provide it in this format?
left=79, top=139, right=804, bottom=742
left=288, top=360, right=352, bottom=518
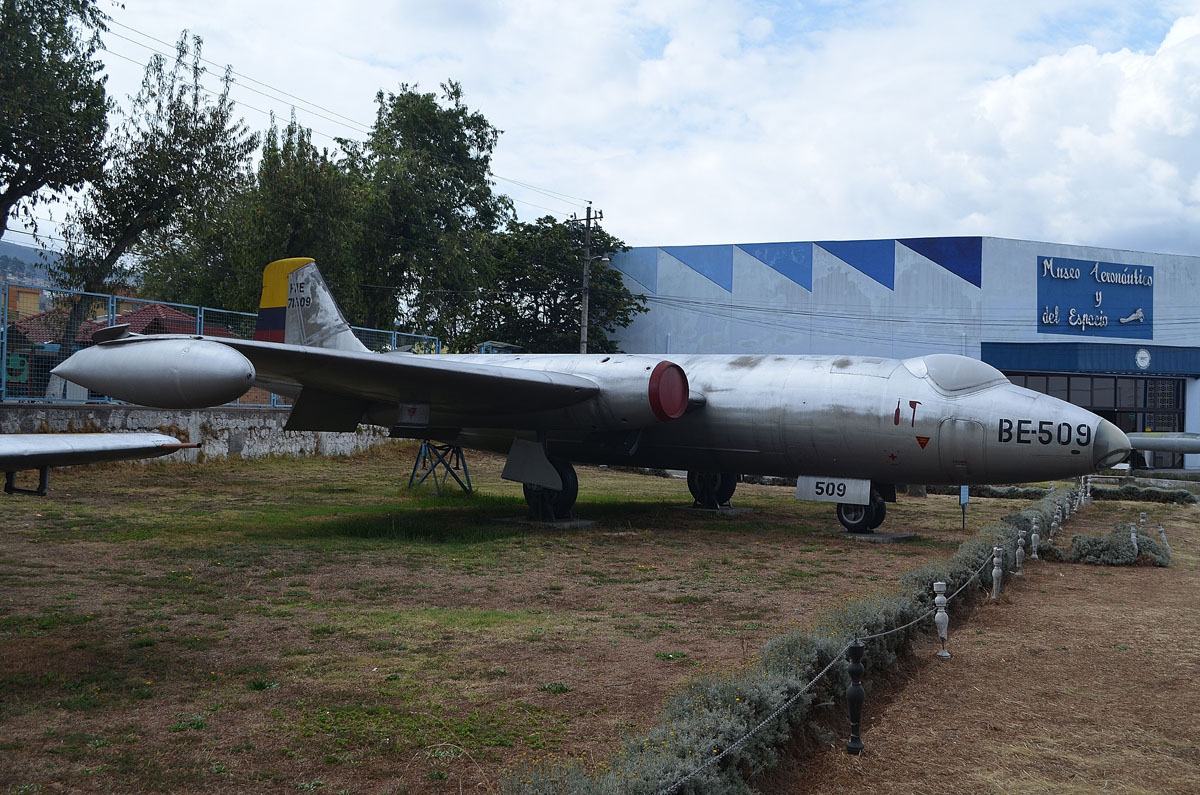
left=254, top=258, right=369, bottom=352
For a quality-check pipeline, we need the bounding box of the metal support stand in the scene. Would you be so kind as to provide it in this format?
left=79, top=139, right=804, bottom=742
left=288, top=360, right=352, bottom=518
left=4, top=467, right=49, bottom=497
left=408, top=442, right=472, bottom=495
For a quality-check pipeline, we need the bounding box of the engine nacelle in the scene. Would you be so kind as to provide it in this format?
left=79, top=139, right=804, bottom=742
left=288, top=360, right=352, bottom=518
left=446, top=353, right=690, bottom=431
left=52, top=337, right=257, bottom=409
left=569, top=358, right=688, bottom=430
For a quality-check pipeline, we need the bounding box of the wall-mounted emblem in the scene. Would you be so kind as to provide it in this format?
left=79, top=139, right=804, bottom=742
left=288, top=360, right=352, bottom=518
left=1135, top=348, right=1151, bottom=370
left=1037, top=256, right=1153, bottom=339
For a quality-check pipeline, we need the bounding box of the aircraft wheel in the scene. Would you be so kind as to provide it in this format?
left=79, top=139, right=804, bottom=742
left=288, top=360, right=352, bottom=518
left=867, top=493, right=887, bottom=530
left=837, top=501, right=873, bottom=533
left=687, top=471, right=737, bottom=508
left=522, top=458, right=578, bottom=520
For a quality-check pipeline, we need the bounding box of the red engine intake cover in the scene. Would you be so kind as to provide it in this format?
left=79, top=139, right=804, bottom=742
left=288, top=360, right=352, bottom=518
left=648, top=361, right=689, bottom=422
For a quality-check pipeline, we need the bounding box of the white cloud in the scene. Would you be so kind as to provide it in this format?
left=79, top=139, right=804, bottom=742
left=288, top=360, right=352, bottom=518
left=58, top=1, right=1200, bottom=255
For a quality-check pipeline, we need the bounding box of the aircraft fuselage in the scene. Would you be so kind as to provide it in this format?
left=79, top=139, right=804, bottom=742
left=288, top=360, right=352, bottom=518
left=446, top=351, right=1126, bottom=486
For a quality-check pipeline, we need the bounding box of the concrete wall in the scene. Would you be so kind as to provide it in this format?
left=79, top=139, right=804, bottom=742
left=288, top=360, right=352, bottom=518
left=0, top=404, right=391, bottom=461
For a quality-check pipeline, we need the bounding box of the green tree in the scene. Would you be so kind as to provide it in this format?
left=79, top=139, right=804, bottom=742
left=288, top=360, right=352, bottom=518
left=461, top=216, right=645, bottom=353
left=342, top=81, right=512, bottom=332
left=0, top=0, right=109, bottom=239
left=54, top=32, right=257, bottom=294
left=137, top=115, right=365, bottom=312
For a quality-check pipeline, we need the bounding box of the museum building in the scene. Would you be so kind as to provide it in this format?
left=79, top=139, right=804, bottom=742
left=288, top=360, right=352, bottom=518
left=610, top=236, right=1200, bottom=468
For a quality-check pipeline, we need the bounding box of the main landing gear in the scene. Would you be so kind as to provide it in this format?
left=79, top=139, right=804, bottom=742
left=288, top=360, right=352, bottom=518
left=835, top=485, right=892, bottom=533
left=686, top=471, right=737, bottom=509
left=522, top=457, right=578, bottom=521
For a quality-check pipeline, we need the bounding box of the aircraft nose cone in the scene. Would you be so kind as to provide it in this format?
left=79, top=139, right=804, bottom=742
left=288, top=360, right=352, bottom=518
left=1093, top=418, right=1131, bottom=470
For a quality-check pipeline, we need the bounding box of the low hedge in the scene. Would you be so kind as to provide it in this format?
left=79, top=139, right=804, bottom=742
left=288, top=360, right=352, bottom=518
left=1089, top=484, right=1196, bottom=504
left=504, top=486, right=1083, bottom=794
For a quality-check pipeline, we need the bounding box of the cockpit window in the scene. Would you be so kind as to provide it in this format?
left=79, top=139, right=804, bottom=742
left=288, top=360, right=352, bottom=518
left=904, top=354, right=1009, bottom=394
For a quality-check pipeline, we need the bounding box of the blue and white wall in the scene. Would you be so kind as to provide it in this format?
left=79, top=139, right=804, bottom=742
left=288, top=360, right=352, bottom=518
left=612, top=235, right=1200, bottom=464
left=614, top=238, right=984, bottom=358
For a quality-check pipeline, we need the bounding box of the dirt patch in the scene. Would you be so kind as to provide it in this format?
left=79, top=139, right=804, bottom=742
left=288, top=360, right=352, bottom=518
left=775, top=500, right=1200, bottom=795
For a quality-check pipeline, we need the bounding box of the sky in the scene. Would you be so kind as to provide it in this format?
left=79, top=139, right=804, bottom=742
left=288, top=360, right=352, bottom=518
left=45, top=0, right=1200, bottom=254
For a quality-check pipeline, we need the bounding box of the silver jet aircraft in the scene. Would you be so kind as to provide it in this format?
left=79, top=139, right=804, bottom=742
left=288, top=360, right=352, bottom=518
left=52, top=258, right=1132, bottom=531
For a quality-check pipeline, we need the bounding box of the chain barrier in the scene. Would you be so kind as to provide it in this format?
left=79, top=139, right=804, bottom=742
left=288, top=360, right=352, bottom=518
left=1, top=280, right=439, bottom=404
left=656, top=550, right=996, bottom=794
left=656, top=641, right=854, bottom=795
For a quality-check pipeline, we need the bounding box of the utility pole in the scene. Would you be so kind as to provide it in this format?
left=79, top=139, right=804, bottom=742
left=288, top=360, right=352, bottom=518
left=577, top=203, right=604, bottom=353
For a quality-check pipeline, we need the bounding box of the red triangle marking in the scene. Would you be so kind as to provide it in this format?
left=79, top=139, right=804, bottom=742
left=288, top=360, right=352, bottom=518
left=915, top=436, right=930, bottom=449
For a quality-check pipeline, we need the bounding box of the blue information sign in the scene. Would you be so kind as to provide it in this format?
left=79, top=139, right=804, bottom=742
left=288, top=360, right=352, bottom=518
left=1036, top=255, right=1153, bottom=339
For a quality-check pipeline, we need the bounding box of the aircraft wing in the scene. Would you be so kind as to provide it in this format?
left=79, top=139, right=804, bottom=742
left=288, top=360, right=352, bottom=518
left=1127, top=432, right=1200, bottom=454
left=219, top=337, right=600, bottom=412
left=49, top=258, right=689, bottom=437
left=0, top=433, right=197, bottom=471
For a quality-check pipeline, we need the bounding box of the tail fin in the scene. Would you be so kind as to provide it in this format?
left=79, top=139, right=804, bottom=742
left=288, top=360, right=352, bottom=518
left=253, top=258, right=369, bottom=352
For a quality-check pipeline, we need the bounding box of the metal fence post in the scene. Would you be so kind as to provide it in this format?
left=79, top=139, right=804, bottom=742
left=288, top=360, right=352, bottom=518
left=845, top=640, right=866, bottom=754
left=933, top=581, right=951, bottom=660
left=991, top=546, right=1004, bottom=601
left=1, top=281, right=8, bottom=402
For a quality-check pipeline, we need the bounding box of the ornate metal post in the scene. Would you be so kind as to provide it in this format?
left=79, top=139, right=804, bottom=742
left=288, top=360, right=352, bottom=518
left=1015, top=530, right=1025, bottom=576
left=1130, top=524, right=1140, bottom=558
left=1030, top=518, right=1040, bottom=560
left=1159, top=524, right=1171, bottom=557
left=845, top=641, right=866, bottom=754
left=1140, top=511, right=1147, bottom=529
left=991, top=546, right=1004, bottom=601
left=933, top=582, right=950, bottom=660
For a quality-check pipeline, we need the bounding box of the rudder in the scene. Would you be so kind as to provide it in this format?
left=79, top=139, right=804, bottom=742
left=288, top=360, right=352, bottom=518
left=253, top=258, right=368, bottom=352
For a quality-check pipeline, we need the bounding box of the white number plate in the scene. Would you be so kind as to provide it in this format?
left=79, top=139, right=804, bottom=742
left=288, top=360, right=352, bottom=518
left=795, top=476, right=870, bottom=505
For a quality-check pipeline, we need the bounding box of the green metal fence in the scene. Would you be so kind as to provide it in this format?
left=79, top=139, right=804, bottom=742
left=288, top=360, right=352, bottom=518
left=1, top=282, right=439, bottom=405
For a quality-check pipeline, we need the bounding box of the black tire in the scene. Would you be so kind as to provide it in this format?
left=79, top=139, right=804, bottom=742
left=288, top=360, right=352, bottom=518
left=867, top=493, right=886, bottom=529
left=837, top=501, right=873, bottom=533
left=687, top=471, right=737, bottom=508
left=522, top=458, right=578, bottom=520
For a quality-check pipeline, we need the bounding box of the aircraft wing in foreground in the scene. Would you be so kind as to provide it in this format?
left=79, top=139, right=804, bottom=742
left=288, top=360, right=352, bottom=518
left=52, top=258, right=1131, bottom=531
left=0, top=433, right=198, bottom=496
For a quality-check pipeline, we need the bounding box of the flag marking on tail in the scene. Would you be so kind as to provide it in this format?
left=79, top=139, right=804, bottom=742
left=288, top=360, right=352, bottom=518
left=254, top=258, right=314, bottom=342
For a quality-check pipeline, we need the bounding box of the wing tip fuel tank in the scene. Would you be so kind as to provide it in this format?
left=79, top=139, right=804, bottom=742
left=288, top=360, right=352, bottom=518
left=52, top=338, right=256, bottom=409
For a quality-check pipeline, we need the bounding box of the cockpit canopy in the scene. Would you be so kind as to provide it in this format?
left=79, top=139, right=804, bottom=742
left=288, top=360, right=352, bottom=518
left=903, top=354, right=1010, bottom=394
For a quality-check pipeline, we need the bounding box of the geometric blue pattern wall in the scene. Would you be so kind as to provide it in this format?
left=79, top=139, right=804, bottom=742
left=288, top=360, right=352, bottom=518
left=615, top=236, right=985, bottom=294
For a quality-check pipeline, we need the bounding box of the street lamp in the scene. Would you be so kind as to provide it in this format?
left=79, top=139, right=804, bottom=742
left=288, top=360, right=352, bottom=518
left=580, top=253, right=609, bottom=354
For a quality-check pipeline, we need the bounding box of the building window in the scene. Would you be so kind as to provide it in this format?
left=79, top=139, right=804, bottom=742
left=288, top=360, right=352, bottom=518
left=1006, top=372, right=1185, bottom=468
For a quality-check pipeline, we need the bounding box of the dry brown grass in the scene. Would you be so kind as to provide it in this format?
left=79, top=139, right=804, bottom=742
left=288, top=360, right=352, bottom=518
left=0, top=443, right=1184, bottom=793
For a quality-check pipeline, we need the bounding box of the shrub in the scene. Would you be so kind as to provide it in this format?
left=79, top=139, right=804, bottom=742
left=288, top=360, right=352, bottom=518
left=1089, top=484, right=1196, bottom=504
left=1068, top=525, right=1171, bottom=567
left=502, top=484, right=1094, bottom=794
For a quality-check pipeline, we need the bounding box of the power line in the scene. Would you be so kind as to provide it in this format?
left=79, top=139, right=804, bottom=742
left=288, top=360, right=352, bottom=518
left=102, top=18, right=588, bottom=217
